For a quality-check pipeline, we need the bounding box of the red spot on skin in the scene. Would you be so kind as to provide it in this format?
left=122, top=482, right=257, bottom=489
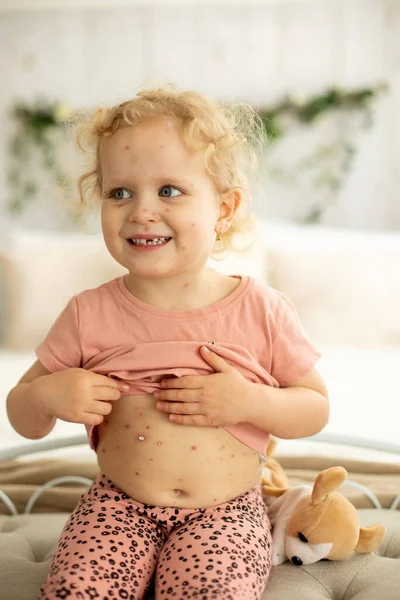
left=149, top=458, right=154, bottom=461
left=192, top=223, right=196, bottom=227
left=219, top=445, right=226, bottom=450
left=146, top=426, right=150, bottom=429
left=166, top=208, right=170, bottom=212
left=104, top=419, right=108, bottom=424
left=184, top=283, right=189, bottom=288
left=139, top=413, right=143, bottom=416
left=143, top=208, right=148, bottom=212
left=124, top=424, right=130, bottom=429
left=124, top=145, right=130, bottom=150
left=231, top=455, right=235, bottom=458
left=101, top=448, right=106, bottom=453
left=157, top=441, right=163, bottom=446
left=136, top=471, right=140, bottom=475
left=117, top=445, right=120, bottom=450
left=191, top=446, right=197, bottom=451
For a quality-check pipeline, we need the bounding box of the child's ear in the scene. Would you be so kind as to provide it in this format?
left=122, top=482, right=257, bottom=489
left=217, top=188, right=242, bottom=229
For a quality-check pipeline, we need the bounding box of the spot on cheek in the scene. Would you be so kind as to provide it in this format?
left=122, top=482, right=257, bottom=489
left=124, top=145, right=130, bottom=150
left=184, top=283, right=190, bottom=288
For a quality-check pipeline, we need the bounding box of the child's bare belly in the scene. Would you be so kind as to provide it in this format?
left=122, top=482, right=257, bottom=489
left=97, top=393, right=262, bottom=508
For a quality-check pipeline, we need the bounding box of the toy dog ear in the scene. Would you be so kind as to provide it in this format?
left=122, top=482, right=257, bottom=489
left=261, top=437, right=290, bottom=496
left=260, top=480, right=288, bottom=497
left=311, top=466, right=348, bottom=505
left=266, top=437, right=279, bottom=459
left=355, top=524, right=386, bottom=553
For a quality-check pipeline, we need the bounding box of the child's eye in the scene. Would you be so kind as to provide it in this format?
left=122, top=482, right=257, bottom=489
left=111, top=188, right=132, bottom=200
left=159, top=186, right=182, bottom=198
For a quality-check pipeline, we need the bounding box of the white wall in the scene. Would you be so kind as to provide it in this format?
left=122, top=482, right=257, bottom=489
left=0, top=0, right=399, bottom=231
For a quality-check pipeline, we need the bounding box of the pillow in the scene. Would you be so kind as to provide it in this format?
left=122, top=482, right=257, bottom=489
left=0, top=227, right=126, bottom=350
left=262, top=220, right=400, bottom=346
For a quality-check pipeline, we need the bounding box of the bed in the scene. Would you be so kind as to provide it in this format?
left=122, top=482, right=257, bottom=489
left=1, top=219, right=400, bottom=597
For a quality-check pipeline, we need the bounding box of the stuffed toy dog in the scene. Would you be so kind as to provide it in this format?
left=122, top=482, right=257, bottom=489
left=261, top=444, right=386, bottom=566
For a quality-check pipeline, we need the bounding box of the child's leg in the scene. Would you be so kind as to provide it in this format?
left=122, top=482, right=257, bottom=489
left=40, top=474, right=167, bottom=600
left=154, top=485, right=272, bottom=600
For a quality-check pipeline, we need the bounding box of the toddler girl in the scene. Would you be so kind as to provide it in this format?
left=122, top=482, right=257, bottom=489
left=7, top=87, right=329, bottom=600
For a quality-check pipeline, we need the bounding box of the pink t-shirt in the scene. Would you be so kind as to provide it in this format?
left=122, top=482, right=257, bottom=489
left=35, top=275, right=321, bottom=459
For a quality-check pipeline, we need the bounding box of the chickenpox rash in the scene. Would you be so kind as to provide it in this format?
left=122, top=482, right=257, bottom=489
left=136, top=471, right=140, bottom=476
left=157, top=441, right=163, bottom=446
left=184, top=283, right=190, bottom=288
left=101, top=448, right=106, bottom=453
left=146, top=426, right=150, bottom=429
left=124, top=424, right=130, bottom=429
left=191, top=445, right=197, bottom=451
left=124, top=145, right=130, bottom=150
left=219, top=445, right=226, bottom=450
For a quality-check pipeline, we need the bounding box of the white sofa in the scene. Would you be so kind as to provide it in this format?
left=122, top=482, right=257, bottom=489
left=1, top=218, right=399, bottom=460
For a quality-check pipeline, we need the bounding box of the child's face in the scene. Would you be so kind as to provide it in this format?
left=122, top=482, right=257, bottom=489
left=100, top=117, right=234, bottom=281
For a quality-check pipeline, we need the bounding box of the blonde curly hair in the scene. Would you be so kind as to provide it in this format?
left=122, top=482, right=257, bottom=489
left=74, top=87, right=266, bottom=254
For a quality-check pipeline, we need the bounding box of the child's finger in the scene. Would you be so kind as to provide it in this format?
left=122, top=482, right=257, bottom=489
left=93, top=386, right=122, bottom=401
left=200, top=345, right=232, bottom=373
left=92, top=374, right=130, bottom=392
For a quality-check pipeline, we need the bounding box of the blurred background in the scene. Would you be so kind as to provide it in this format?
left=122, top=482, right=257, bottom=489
left=0, top=0, right=399, bottom=457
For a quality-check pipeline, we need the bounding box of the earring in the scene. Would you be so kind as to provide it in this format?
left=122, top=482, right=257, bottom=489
left=216, top=232, right=221, bottom=242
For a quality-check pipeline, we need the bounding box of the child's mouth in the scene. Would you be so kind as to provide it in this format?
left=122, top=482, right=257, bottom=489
left=128, top=237, right=172, bottom=246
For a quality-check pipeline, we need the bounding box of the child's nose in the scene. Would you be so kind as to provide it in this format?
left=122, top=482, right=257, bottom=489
left=128, top=199, right=160, bottom=224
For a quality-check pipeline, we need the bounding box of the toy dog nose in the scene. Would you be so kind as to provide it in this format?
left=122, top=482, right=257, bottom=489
left=291, top=556, right=303, bottom=566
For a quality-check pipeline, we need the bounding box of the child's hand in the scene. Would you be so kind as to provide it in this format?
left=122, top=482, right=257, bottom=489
left=31, top=368, right=130, bottom=427
left=154, top=346, right=252, bottom=427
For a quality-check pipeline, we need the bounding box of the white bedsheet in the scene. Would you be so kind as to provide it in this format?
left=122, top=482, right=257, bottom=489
left=0, top=346, right=399, bottom=460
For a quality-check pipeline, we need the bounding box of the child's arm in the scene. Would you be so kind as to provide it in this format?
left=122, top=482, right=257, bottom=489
left=245, top=367, right=329, bottom=439
left=6, top=360, right=57, bottom=439
left=6, top=360, right=129, bottom=440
